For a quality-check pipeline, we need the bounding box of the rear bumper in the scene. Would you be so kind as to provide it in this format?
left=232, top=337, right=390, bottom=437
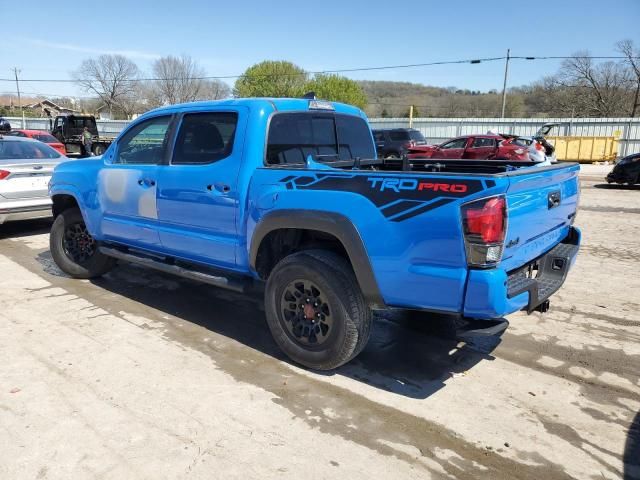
left=463, top=227, right=581, bottom=319
left=0, top=201, right=52, bottom=224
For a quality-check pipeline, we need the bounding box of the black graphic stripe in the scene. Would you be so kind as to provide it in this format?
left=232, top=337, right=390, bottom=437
left=390, top=198, right=454, bottom=222
left=380, top=200, right=424, bottom=218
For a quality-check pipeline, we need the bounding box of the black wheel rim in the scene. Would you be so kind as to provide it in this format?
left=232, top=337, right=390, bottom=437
left=280, top=279, right=334, bottom=348
left=62, top=221, right=96, bottom=263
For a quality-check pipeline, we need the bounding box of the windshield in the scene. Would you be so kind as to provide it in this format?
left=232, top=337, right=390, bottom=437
left=409, top=130, right=426, bottom=142
left=0, top=140, right=61, bottom=160
left=34, top=133, right=59, bottom=143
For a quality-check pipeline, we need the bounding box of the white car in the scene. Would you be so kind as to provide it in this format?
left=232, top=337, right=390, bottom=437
left=0, top=135, right=66, bottom=224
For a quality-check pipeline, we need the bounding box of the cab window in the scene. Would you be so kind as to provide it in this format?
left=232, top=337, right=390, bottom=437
left=172, top=112, right=238, bottom=165
left=114, top=116, right=171, bottom=165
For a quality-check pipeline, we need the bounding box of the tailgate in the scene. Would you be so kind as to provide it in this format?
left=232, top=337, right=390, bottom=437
left=500, top=164, right=579, bottom=271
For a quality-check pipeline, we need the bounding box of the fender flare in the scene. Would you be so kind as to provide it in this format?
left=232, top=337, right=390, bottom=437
left=249, top=209, right=385, bottom=308
left=49, top=186, right=97, bottom=234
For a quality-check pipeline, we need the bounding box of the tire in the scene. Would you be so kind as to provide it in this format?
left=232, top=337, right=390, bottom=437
left=385, top=152, right=400, bottom=159
left=264, top=250, right=372, bottom=370
left=93, top=143, right=106, bottom=156
left=50, top=208, right=116, bottom=279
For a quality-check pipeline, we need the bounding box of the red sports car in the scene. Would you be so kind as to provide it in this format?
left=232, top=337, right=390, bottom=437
left=7, top=129, right=66, bottom=156
left=406, top=134, right=529, bottom=161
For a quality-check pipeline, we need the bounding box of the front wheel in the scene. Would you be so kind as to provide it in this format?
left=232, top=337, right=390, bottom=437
left=50, top=208, right=116, bottom=278
left=264, top=250, right=372, bottom=370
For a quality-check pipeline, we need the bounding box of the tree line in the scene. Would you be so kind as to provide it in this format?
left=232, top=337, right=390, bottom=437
left=41, top=39, right=640, bottom=119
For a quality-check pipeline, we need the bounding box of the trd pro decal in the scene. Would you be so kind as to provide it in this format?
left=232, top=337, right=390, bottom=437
left=280, top=173, right=484, bottom=222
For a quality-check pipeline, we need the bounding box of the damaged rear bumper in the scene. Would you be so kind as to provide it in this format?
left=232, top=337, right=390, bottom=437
left=462, top=227, right=581, bottom=319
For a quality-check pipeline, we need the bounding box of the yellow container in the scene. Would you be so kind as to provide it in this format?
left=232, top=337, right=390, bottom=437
left=547, top=136, right=619, bottom=163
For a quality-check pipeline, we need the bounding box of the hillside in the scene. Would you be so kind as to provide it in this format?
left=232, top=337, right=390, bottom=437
left=358, top=80, right=529, bottom=118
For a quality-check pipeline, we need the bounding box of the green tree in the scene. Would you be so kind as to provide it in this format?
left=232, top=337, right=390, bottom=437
left=233, top=60, right=307, bottom=98
left=304, top=74, right=367, bottom=109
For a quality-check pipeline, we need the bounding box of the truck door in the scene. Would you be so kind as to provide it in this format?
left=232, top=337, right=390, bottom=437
left=436, top=137, right=468, bottom=159
left=463, top=137, right=498, bottom=159
left=97, top=114, right=172, bottom=249
left=155, top=109, right=247, bottom=268
left=51, top=117, right=64, bottom=143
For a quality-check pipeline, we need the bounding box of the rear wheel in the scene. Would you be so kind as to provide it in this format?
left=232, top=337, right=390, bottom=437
left=385, top=152, right=400, bottom=159
left=264, top=250, right=372, bottom=370
left=93, top=143, right=106, bottom=156
left=50, top=208, right=116, bottom=278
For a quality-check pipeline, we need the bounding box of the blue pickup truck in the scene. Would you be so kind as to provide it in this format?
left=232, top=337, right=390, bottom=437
left=48, top=98, right=580, bottom=370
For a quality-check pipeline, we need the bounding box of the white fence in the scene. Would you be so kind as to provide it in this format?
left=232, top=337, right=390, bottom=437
left=5, top=116, right=640, bottom=158
left=3, top=117, right=130, bottom=137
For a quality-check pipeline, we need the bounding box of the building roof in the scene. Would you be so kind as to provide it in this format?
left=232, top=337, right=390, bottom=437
left=23, top=99, right=78, bottom=112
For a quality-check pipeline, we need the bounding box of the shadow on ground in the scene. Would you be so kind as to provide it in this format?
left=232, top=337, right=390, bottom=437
left=0, top=218, right=52, bottom=239
left=81, top=261, right=502, bottom=400
left=593, top=183, right=640, bottom=191
left=4, top=214, right=502, bottom=400
left=625, top=410, right=640, bottom=480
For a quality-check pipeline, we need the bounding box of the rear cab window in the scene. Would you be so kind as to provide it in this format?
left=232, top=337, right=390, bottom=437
left=266, top=113, right=374, bottom=165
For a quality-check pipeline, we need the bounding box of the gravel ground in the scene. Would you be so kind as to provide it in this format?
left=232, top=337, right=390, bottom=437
left=0, top=171, right=638, bottom=480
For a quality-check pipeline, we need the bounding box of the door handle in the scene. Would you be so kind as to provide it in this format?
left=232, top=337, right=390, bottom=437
left=207, top=183, right=231, bottom=193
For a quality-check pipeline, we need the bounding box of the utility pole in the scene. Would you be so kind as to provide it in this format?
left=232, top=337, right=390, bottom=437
left=500, top=49, right=510, bottom=119
left=13, top=67, right=25, bottom=128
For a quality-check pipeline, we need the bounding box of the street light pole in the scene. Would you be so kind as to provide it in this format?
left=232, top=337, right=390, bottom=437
left=13, top=67, right=25, bottom=128
left=500, top=49, right=510, bottom=119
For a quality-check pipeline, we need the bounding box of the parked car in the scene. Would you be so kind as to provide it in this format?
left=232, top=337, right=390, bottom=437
left=372, top=128, right=427, bottom=158
left=407, top=134, right=532, bottom=161
left=606, top=153, right=640, bottom=185
left=48, top=98, right=580, bottom=371
left=7, top=129, right=67, bottom=156
left=0, top=136, right=65, bottom=224
left=511, top=135, right=557, bottom=164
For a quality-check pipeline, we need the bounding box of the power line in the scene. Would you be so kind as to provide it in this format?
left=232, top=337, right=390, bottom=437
left=1, top=55, right=638, bottom=84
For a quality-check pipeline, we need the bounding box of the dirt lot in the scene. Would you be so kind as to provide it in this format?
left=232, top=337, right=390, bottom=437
left=0, top=168, right=638, bottom=480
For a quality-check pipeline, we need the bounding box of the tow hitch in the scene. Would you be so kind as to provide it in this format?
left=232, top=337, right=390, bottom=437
left=533, top=300, right=550, bottom=313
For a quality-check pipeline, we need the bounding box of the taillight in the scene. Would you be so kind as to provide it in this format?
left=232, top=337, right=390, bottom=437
left=461, top=196, right=507, bottom=267
left=0, top=170, right=10, bottom=180
left=535, top=142, right=543, bottom=151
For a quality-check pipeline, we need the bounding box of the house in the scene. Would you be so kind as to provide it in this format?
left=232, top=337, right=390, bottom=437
left=0, top=95, right=42, bottom=113
left=23, top=99, right=78, bottom=117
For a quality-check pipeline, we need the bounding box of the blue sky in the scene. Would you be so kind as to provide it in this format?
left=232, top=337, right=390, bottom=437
left=1, top=0, right=639, bottom=99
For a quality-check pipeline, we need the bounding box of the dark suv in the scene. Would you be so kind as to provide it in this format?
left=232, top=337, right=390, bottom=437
left=372, top=128, right=427, bottom=159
